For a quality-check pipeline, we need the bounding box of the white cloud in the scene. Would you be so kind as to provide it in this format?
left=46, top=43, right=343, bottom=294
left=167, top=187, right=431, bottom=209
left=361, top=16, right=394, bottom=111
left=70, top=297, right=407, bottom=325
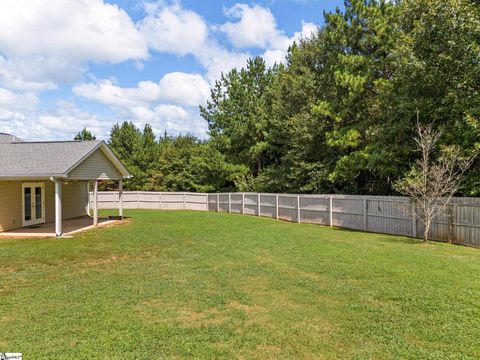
left=73, top=72, right=211, bottom=107
left=37, top=101, right=112, bottom=139
left=0, top=100, right=112, bottom=141
left=0, top=98, right=208, bottom=141
left=218, top=4, right=317, bottom=68
left=0, top=0, right=147, bottom=62
left=262, top=49, right=287, bottom=67
left=219, top=4, right=289, bottom=49
left=291, top=21, right=318, bottom=43
left=72, top=71, right=212, bottom=138
left=140, top=1, right=250, bottom=81
left=0, top=1, right=317, bottom=141
left=261, top=20, right=317, bottom=67
left=139, top=2, right=208, bottom=56
left=0, top=0, right=148, bottom=90
left=199, top=47, right=250, bottom=81
left=126, top=104, right=208, bottom=137
left=0, top=88, right=39, bottom=111
left=157, top=72, right=211, bottom=106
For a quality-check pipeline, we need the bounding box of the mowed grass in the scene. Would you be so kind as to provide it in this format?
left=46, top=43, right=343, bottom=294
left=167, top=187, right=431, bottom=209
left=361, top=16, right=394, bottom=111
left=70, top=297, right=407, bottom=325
left=0, top=210, right=479, bottom=359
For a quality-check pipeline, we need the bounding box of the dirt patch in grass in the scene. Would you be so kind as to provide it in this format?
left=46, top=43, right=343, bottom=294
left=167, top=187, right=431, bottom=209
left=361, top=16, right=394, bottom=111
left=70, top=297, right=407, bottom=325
left=228, top=300, right=265, bottom=315
left=179, top=307, right=227, bottom=328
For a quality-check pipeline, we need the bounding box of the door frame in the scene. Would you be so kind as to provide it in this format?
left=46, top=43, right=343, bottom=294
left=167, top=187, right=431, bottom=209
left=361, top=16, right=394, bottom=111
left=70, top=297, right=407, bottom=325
left=22, top=182, right=46, bottom=227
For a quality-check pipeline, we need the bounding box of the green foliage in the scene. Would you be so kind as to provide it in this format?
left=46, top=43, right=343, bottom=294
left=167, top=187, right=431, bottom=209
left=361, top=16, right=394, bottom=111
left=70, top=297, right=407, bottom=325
left=106, top=122, right=239, bottom=192
left=104, top=0, right=479, bottom=195
left=200, top=57, right=281, bottom=191
left=74, top=127, right=96, bottom=140
left=197, top=0, right=479, bottom=195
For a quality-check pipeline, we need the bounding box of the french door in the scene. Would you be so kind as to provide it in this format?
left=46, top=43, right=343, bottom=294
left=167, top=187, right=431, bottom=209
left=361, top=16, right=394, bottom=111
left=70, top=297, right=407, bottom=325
left=22, top=183, right=45, bottom=227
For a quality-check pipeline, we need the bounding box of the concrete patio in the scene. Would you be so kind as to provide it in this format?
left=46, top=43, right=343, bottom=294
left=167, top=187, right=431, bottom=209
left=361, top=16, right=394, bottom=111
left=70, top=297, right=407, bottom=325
left=0, top=216, right=119, bottom=238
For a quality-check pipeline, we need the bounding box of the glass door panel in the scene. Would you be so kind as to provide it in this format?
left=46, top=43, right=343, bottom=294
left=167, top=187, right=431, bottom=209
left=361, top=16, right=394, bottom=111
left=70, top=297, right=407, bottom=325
left=24, top=187, right=32, bottom=222
left=35, top=186, right=43, bottom=220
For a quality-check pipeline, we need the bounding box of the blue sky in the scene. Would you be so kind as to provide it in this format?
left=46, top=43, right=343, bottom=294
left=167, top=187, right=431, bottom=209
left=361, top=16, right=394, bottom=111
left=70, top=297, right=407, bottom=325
left=0, top=0, right=344, bottom=141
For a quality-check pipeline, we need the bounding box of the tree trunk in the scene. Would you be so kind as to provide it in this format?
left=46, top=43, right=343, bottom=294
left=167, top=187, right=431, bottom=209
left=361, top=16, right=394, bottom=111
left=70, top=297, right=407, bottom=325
left=423, top=222, right=430, bottom=243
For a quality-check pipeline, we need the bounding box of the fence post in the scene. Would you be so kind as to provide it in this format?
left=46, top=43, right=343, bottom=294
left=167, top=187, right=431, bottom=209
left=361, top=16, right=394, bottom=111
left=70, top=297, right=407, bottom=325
left=363, top=197, right=368, bottom=231
left=275, top=194, right=279, bottom=220
left=411, top=200, right=417, bottom=238
left=183, top=193, right=186, bottom=209
left=297, top=195, right=301, bottom=223
left=159, top=193, right=162, bottom=209
left=228, top=193, right=231, bottom=213
left=137, top=191, right=140, bottom=209
left=329, top=196, right=333, bottom=227
left=216, top=193, right=220, bottom=212
left=448, top=204, right=455, bottom=244
left=257, top=193, right=261, bottom=216
left=242, top=193, right=245, bottom=214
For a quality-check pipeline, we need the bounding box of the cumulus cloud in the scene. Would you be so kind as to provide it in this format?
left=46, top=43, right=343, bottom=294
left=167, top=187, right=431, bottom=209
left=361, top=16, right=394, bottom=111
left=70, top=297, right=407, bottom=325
left=0, top=0, right=318, bottom=141
left=0, top=100, right=112, bottom=141
left=0, top=88, right=39, bottom=111
left=139, top=1, right=250, bottom=81
left=125, top=104, right=208, bottom=136
left=0, top=0, right=148, bottom=90
left=261, top=20, right=317, bottom=67
left=73, top=72, right=211, bottom=107
left=219, top=4, right=289, bottom=49
left=218, top=4, right=317, bottom=67
left=72, top=71, right=211, bottom=138
left=139, top=2, right=208, bottom=56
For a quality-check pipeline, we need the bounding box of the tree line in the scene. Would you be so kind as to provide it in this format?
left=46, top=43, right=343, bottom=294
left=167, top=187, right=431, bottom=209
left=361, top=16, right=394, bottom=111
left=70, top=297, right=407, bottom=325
left=77, top=0, right=480, bottom=196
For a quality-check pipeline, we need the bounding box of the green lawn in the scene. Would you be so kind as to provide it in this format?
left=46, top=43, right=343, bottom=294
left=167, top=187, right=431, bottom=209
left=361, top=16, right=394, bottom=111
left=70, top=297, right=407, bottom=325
left=1, top=210, right=479, bottom=359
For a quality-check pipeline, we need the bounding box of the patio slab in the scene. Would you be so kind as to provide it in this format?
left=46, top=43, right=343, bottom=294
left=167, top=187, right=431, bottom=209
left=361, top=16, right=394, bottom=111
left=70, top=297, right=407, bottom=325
left=0, top=216, right=119, bottom=238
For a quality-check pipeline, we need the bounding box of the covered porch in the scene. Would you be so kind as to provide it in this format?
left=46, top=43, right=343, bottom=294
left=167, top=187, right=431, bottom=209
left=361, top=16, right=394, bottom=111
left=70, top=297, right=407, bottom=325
left=0, top=139, right=131, bottom=237
left=0, top=216, right=119, bottom=238
left=53, top=178, right=124, bottom=236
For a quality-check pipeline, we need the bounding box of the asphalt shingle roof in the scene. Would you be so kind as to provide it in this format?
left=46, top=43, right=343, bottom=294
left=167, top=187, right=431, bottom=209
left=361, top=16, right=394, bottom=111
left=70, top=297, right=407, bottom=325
left=0, top=140, right=103, bottom=178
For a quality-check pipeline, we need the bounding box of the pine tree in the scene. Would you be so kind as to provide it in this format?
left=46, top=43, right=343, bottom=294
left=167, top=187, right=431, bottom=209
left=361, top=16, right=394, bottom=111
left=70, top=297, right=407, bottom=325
left=74, top=127, right=96, bottom=141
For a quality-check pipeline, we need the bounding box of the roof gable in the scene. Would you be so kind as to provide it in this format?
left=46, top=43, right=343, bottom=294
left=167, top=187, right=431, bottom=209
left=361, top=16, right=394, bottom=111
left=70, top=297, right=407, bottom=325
left=67, top=147, right=123, bottom=180
left=0, top=140, right=131, bottom=180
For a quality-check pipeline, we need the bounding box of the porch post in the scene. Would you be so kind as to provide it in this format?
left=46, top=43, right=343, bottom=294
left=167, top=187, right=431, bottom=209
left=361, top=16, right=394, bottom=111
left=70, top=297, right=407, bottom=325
left=55, top=180, right=62, bottom=236
left=93, top=180, right=98, bottom=227
left=119, top=179, right=123, bottom=219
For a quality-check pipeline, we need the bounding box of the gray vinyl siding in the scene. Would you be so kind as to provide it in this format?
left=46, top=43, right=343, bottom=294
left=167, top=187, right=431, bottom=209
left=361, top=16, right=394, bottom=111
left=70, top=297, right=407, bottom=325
left=68, top=149, right=122, bottom=180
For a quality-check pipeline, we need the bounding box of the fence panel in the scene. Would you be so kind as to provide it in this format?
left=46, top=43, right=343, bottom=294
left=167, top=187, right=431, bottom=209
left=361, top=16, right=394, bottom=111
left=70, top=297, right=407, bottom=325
left=278, top=195, right=298, bottom=222
left=299, top=195, right=329, bottom=225
left=244, top=193, right=259, bottom=216
left=331, top=197, right=364, bottom=230
left=93, top=191, right=480, bottom=248
left=260, top=194, right=277, bottom=218
left=366, top=198, right=412, bottom=237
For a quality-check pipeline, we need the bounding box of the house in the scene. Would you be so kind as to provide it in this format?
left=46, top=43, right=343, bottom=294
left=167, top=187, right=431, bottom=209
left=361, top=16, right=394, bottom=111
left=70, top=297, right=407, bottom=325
left=0, top=133, right=131, bottom=236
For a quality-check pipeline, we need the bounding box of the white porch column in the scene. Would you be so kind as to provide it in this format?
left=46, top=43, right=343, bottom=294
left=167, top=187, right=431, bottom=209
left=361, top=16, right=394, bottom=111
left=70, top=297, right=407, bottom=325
left=55, top=180, right=62, bottom=236
left=119, top=179, right=123, bottom=218
left=93, top=180, right=98, bottom=227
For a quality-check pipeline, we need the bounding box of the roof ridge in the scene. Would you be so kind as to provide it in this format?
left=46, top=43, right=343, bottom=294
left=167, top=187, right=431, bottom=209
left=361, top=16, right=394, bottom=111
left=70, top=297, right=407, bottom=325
left=8, top=140, right=102, bottom=144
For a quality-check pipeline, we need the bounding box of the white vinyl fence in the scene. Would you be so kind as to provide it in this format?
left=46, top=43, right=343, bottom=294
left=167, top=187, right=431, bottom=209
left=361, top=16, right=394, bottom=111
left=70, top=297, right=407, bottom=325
left=92, top=191, right=480, bottom=248
left=91, top=191, right=208, bottom=211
